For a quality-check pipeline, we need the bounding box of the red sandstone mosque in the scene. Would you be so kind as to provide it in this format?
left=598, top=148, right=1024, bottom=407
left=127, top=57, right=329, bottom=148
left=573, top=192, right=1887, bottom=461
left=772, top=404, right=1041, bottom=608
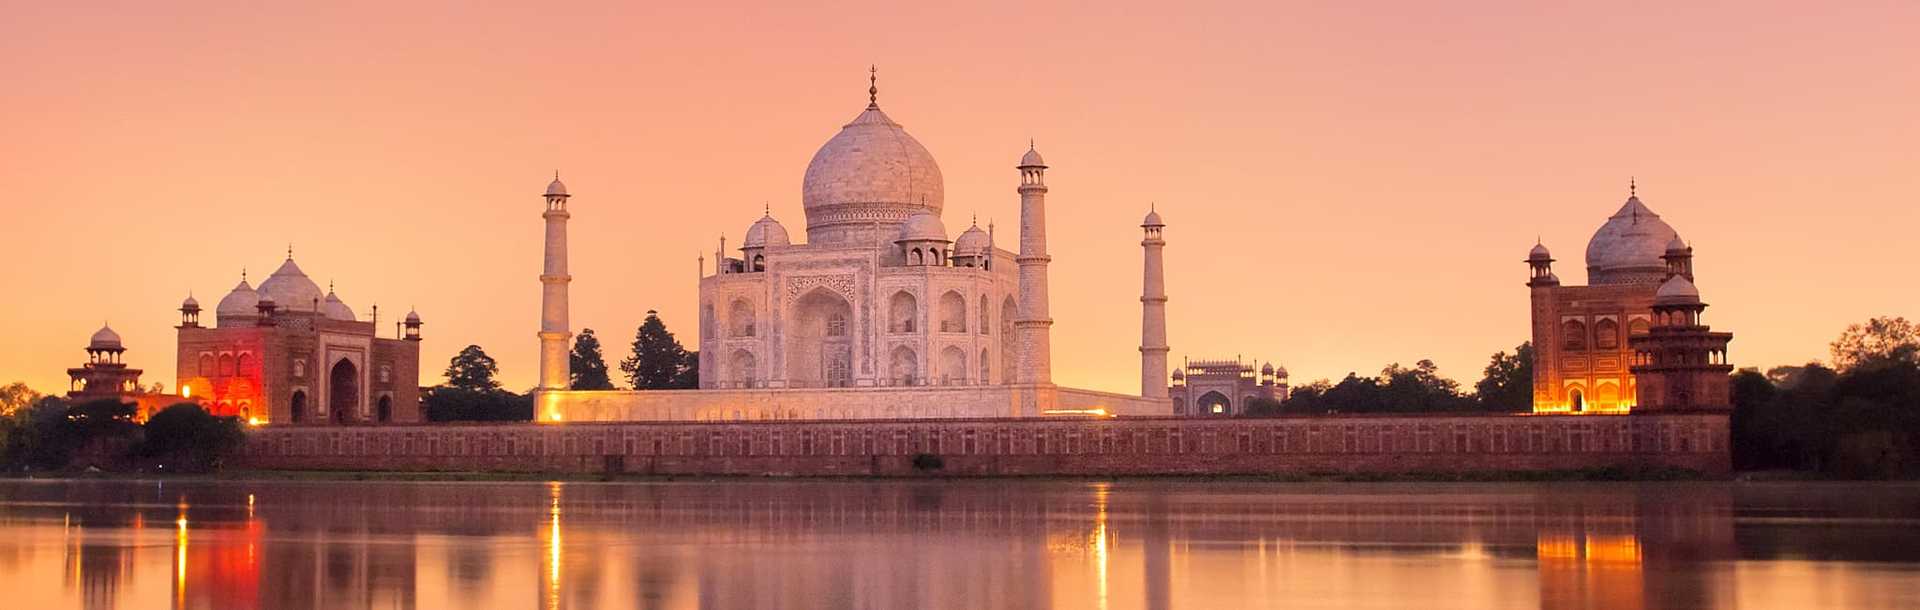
left=175, top=254, right=425, bottom=425
left=1526, top=182, right=1734, bottom=414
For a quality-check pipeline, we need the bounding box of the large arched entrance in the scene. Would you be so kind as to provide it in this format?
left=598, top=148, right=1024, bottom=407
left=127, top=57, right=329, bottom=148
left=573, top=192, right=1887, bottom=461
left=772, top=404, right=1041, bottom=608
left=787, top=288, right=853, bottom=388
left=329, top=359, right=358, bottom=424
left=1198, top=391, right=1231, bottom=416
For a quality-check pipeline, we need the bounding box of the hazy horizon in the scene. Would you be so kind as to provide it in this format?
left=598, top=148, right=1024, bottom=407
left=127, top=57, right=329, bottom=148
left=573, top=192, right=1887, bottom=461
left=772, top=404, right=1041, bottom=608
left=4, top=1, right=1916, bottom=395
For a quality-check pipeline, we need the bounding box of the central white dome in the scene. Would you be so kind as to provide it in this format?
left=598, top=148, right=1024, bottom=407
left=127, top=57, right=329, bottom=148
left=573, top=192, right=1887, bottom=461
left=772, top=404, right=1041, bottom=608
left=1585, top=195, right=1679, bottom=285
left=257, top=257, right=325, bottom=311
left=800, top=105, right=944, bottom=245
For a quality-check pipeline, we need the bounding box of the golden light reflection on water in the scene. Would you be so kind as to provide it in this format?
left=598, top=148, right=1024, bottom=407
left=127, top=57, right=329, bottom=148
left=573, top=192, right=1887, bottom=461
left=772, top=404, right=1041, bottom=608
left=6, top=481, right=1920, bottom=609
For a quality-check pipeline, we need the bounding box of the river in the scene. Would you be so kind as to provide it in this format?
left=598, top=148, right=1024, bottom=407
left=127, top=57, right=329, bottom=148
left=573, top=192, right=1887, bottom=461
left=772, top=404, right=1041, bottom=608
left=1, top=479, right=1916, bottom=609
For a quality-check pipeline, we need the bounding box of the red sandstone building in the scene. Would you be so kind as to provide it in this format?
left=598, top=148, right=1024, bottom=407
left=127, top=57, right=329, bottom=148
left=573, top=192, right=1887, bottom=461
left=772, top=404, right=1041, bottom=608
left=176, top=253, right=423, bottom=425
left=1527, top=184, right=1732, bottom=413
left=1168, top=357, right=1289, bottom=416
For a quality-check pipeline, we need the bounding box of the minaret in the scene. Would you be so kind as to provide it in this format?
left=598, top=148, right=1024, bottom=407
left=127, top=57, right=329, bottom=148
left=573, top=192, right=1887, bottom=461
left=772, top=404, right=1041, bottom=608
left=1014, top=143, right=1054, bottom=399
left=1139, top=205, right=1169, bottom=398
left=538, top=174, right=572, bottom=391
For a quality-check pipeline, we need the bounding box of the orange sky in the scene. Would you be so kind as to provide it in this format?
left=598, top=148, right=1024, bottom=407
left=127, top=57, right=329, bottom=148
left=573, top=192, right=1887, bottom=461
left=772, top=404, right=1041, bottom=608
left=3, top=1, right=1916, bottom=395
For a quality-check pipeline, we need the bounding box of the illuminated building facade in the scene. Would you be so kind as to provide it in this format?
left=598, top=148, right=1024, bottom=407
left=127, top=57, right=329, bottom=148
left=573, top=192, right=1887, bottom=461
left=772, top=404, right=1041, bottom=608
left=1526, top=184, right=1729, bottom=413
left=1167, top=357, right=1288, bottom=416
left=176, top=253, right=423, bottom=425
left=535, top=72, right=1171, bottom=421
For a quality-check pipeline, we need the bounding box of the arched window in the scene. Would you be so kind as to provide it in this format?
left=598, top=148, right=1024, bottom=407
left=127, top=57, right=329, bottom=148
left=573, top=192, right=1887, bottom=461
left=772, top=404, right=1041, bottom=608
left=1595, top=319, right=1620, bottom=350
left=979, top=348, right=991, bottom=385
left=1568, top=388, right=1585, bottom=412
left=940, top=346, right=966, bottom=385
left=731, top=350, right=758, bottom=387
left=1562, top=320, right=1587, bottom=351
left=751, top=254, right=765, bottom=272
left=729, top=299, right=756, bottom=337
left=889, top=291, right=917, bottom=333
left=235, top=353, right=251, bottom=376
left=291, top=390, right=308, bottom=424
left=978, top=295, right=990, bottom=335
left=890, top=346, right=918, bottom=386
left=377, top=396, right=392, bottom=423
left=827, top=313, right=847, bottom=337
left=1629, top=318, right=1651, bottom=336
left=218, top=354, right=235, bottom=377
left=1000, top=297, right=1018, bottom=384
left=198, top=354, right=213, bottom=376
left=909, top=249, right=923, bottom=266
left=939, top=291, right=966, bottom=333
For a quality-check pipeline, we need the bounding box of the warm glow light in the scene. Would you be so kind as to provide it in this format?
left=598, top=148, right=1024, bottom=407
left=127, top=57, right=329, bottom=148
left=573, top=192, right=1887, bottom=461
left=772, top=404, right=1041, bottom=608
left=246, top=417, right=261, bottom=426
left=1043, top=408, right=1112, bottom=418
left=181, top=386, right=190, bottom=398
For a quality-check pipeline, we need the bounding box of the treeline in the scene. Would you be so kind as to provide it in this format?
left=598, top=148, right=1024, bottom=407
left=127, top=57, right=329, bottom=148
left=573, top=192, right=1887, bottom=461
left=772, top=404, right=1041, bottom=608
left=0, top=394, right=243, bottom=473
left=1248, top=343, right=1536, bottom=415
left=1730, top=317, right=1920, bottom=478
left=424, top=310, right=697, bottom=422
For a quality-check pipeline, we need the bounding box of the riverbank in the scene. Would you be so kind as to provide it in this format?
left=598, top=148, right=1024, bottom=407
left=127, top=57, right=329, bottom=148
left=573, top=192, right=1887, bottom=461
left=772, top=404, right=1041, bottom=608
left=4, top=464, right=1721, bottom=483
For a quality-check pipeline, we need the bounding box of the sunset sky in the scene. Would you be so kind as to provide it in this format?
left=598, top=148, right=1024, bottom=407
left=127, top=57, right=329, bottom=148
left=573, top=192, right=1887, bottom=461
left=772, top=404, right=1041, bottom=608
left=3, top=1, right=1915, bottom=396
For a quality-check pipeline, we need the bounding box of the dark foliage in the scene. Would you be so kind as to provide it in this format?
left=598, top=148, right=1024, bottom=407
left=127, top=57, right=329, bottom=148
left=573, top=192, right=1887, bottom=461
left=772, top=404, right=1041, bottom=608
left=444, top=345, right=502, bottom=391
left=569, top=328, right=616, bottom=390
left=423, top=386, right=533, bottom=422
left=621, top=310, right=697, bottom=390
left=1475, top=342, right=1535, bottom=412
left=138, top=403, right=244, bottom=472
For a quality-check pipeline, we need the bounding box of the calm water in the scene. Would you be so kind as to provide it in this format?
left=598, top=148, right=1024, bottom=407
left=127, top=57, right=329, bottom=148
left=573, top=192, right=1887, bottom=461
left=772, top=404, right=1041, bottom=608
left=2, top=479, right=1918, bottom=610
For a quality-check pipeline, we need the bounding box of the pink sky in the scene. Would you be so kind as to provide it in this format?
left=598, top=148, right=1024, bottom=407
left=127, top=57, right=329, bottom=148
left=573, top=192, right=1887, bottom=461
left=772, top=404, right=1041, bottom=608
left=2, top=1, right=1916, bottom=395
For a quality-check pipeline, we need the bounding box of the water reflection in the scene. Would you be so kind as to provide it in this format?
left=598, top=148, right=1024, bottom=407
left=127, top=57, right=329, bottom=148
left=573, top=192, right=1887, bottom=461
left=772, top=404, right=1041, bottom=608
left=0, top=480, right=1917, bottom=609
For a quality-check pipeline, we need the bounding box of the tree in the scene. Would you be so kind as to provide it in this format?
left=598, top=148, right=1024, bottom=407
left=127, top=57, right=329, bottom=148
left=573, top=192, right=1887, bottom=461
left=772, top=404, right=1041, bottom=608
left=1378, top=360, right=1471, bottom=412
left=139, top=403, right=244, bottom=472
left=621, top=311, right=692, bottom=390
left=444, top=345, right=502, bottom=391
left=0, top=382, right=41, bottom=417
left=423, top=386, right=533, bottom=422
left=1831, top=316, right=1920, bottom=373
left=673, top=350, right=700, bottom=389
left=1474, top=342, right=1534, bottom=412
left=569, top=329, right=616, bottom=390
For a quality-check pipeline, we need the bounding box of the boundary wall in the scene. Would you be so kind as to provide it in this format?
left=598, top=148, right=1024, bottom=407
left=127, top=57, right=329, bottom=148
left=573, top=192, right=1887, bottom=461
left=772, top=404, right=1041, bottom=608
left=234, top=411, right=1730, bottom=476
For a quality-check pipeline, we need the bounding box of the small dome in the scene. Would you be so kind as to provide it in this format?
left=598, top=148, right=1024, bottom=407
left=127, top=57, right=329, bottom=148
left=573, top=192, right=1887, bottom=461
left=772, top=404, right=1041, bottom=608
left=1529, top=242, right=1552, bottom=260
left=1666, top=235, right=1689, bottom=254
left=1020, top=145, right=1046, bottom=167
left=181, top=294, right=199, bottom=309
left=742, top=212, right=791, bottom=249
left=215, top=279, right=260, bottom=318
left=1171, top=369, right=1185, bottom=380
left=257, top=257, right=325, bottom=312
left=321, top=290, right=355, bottom=321
left=1273, top=365, right=1289, bottom=378
left=1142, top=208, right=1164, bottom=227
left=954, top=222, right=990, bottom=255
left=545, top=177, right=568, bottom=197
left=1261, top=363, right=1274, bottom=374
left=404, top=308, right=422, bottom=323
left=1654, top=274, right=1702, bottom=305
left=89, top=324, right=123, bottom=350
left=896, top=211, right=948, bottom=243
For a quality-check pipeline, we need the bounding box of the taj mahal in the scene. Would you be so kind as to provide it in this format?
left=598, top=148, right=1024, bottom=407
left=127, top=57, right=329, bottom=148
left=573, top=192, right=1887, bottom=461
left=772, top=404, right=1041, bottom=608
left=533, top=73, right=1173, bottom=422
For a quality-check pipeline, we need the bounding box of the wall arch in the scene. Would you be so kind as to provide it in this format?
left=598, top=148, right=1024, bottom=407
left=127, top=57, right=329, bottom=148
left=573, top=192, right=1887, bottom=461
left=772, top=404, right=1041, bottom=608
left=889, top=291, right=918, bottom=333
left=1198, top=391, right=1231, bottom=416
left=1562, top=319, right=1587, bottom=351
left=940, top=346, right=967, bottom=384
left=939, top=291, right=966, bottom=333
left=788, top=288, right=853, bottom=387
left=731, top=349, right=758, bottom=387
left=729, top=299, right=756, bottom=337
left=890, top=345, right=919, bottom=386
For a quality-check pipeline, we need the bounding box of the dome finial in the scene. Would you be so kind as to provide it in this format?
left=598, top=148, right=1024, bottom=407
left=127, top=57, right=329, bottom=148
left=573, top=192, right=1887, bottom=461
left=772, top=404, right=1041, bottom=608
left=867, top=65, right=879, bottom=109
left=1629, top=176, right=1637, bottom=198
left=764, top=202, right=771, bottom=216
left=286, top=244, right=294, bottom=260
